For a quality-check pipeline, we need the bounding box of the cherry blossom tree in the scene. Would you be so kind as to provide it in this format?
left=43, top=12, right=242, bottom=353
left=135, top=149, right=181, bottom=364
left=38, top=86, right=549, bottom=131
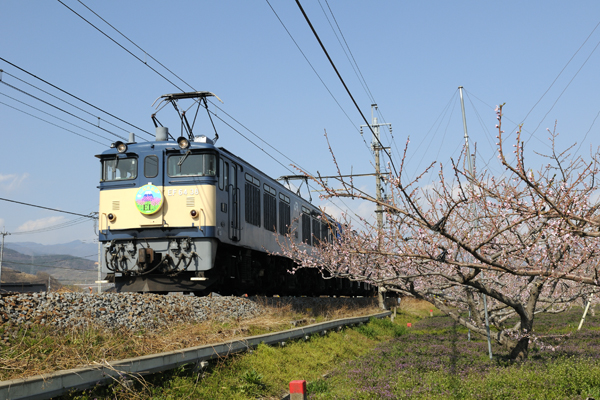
left=279, top=105, right=600, bottom=360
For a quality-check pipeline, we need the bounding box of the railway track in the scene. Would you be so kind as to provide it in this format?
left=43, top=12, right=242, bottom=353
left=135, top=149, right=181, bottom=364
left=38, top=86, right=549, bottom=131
left=0, top=309, right=391, bottom=399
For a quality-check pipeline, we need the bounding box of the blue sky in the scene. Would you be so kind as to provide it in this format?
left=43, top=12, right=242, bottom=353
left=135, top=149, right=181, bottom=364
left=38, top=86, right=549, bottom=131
left=1, top=1, right=600, bottom=245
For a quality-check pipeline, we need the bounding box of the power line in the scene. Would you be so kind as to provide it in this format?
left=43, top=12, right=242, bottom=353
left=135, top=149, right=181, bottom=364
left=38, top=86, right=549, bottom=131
left=2, top=69, right=140, bottom=138
left=0, top=197, right=97, bottom=219
left=0, top=100, right=106, bottom=146
left=293, top=0, right=397, bottom=176
left=0, top=90, right=114, bottom=143
left=519, top=18, right=600, bottom=143
left=56, top=0, right=186, bottom=93
left=76, top=0, right=195, bottom=93
left=525, top=35, right=600, bottom=145
left=1, top=80, right=126, bottom=141
left=11, top=217, right=91, bottom=235
left=0, top=57, right=153, bottom=138
left=264, top=0, right=373, bottom=156
left=318, top=0, right=374, bottom=104
left=317, top=0, right=402, bottom=170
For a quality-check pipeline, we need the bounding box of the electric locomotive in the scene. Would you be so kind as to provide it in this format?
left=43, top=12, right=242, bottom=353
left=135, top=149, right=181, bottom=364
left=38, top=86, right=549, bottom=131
left=98, top=92, right=373, bottom=296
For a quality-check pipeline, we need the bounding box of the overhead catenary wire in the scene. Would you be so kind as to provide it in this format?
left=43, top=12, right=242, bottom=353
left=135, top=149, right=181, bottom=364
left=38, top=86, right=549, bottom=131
left=0, top=100, right=106, bottom=146
left=263, top=0, right=374, bottom=158
left=1, top=69, right=142, bottom=138
left=0, top=197, right=97, bottom=220
left=519, top=18, right=600, bottom=144
left=316, top=0, right=372, bottom=106
left=1, top=79, right=127, bottom=141
left=321, top=0, right=375, bottom=104
left=0, top=57, right=153, bottom=139
left=525, top=35, right=600, bottom=146
left=56, top=0, right=187, bottom=95
left=318, top=0, right=403, bottom=170
left=75, top=0, right=194, bottom=95
left=11, top=217, right=91, bottom=235
left=293, top=0, right=398, bottom=177
left=0, top=91, right=114, bottom=143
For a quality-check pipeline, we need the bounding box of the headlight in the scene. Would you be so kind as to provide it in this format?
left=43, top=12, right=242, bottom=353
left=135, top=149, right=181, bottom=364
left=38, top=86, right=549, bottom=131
left=114, top=141, right=127, bottom=153
left=177, top=137, right=190, bottom=149
left=108, top=213, right=117, bottom=222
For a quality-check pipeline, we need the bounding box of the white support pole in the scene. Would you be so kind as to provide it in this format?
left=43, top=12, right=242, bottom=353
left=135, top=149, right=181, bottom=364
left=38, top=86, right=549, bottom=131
left=578, top=294, right=593, bottom=331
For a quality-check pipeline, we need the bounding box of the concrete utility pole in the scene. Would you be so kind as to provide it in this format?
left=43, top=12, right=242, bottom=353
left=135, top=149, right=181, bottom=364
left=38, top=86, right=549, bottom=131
left=361, top=104, right=392, bottom=236
left=361, top=104, right=392, bottom=309
left=0, top=230, right=10, bottom=293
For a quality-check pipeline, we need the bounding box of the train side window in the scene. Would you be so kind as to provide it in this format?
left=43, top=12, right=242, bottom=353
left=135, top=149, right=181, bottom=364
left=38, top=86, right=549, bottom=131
left=279, top=200, right=290, bottom=235
left=264, top=188, right=277, bottom=232
left=301, top=212, right=311, bottom=245
left=144, top=156, right=159, bottom=178
left=312, top=217, right=321, bottom=244
left=245, top=173, right=260, bottom=187
left=245, top=182, right=261, bottom=226
left=321, top=221, right=329, bottom=243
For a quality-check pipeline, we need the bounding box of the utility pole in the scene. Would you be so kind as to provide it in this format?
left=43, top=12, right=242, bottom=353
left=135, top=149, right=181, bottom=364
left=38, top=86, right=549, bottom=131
left=459, top=86, right=493, bottom=359
left=360, top=104, right=392, bottom=237
left=0, top=230, right=10, bottom=293
left=361, top=104, right=391, bottom=309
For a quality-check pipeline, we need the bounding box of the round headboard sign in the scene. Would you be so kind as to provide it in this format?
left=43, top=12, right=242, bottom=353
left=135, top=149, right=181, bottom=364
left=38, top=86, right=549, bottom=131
left=135, top=184, right=163, bottom=215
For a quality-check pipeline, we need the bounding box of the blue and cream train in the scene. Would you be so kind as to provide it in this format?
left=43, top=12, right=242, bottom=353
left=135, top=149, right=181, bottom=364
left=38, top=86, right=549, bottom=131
left=98, top=92, right=373, bottom=296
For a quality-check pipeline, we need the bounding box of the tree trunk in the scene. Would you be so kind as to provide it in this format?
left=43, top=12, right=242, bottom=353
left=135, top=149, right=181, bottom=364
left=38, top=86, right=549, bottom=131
left=509, top=337, right=529, bottom=361
left=378, top=287, right=386, bottom=310
left=508, top=312, right=534, bottom=361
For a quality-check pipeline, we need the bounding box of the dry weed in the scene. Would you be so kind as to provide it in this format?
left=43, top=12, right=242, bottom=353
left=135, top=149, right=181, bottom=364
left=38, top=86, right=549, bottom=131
left=0, top=296, right=383, bottom=382
left=399, top=297, right=435, bottom=315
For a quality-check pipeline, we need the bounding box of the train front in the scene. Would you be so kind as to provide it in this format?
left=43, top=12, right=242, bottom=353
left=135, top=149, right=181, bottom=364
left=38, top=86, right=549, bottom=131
left=97, top=127, right=218, bottom=293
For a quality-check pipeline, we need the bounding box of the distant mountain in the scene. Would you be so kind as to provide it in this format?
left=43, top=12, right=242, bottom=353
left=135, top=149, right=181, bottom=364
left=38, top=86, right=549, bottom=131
left=1, top=247, right=98, bottom=285
left=4, top=240, right=98, bottom=260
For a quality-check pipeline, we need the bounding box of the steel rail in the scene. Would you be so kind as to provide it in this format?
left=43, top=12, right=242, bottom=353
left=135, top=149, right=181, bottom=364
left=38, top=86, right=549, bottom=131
left=0, top=311, right=391, bottom=400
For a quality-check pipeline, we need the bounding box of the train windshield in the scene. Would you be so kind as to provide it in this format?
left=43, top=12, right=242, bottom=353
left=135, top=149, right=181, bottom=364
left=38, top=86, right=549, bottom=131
left=101, top=157, right=137, bottom=181
left=167, top=153, right=216, bottom=177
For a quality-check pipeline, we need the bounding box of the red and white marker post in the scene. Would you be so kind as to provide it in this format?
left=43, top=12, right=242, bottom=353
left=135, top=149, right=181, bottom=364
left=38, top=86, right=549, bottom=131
left=289, top=380, right=307, bottom=400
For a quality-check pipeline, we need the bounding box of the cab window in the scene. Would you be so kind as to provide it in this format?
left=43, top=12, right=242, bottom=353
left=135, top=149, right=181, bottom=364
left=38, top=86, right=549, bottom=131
left=167, top=153, right=216, bottom=177
left=144, top=156, right=159, bottom=178
left=101, top=157, right=137, bottom=181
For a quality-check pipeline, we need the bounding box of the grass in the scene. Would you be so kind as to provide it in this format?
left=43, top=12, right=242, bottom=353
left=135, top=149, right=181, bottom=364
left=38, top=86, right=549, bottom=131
left=307, top=304, right=600, bottom=400
left=57, top=315, right=410, bottom=400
